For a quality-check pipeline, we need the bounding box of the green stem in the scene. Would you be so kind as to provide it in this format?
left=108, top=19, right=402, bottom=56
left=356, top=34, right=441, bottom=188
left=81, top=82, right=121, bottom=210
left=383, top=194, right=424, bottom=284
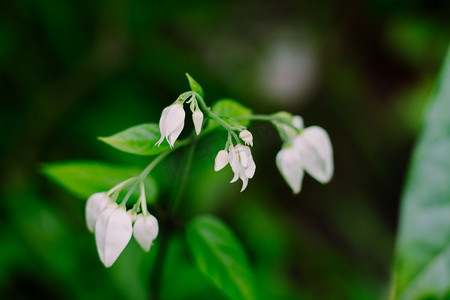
left=194, top=93, right=241, bottom=143
left=236, top=114, right=300, bottom=131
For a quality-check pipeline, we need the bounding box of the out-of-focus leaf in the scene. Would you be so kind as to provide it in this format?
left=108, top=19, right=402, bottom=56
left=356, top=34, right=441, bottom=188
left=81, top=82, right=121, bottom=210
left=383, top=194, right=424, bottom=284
left=99, top=123, right=168, bottom=155
left=186, top=215, right=256, bottom=300
left=42, top=161, right=157, bottom=201
left=186, top=73, right=204, bottom=98
left=208, top=99, right=253, bottom=129
left=390, top=46, right=450, bottom=300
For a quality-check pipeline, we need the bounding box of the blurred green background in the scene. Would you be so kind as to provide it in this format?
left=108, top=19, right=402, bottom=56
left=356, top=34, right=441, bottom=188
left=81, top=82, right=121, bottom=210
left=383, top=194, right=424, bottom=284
left=1, top=0, right=449, bottom=299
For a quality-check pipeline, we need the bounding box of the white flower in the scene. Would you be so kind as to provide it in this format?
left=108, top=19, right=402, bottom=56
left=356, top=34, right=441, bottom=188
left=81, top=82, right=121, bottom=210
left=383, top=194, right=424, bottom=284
left=214, top=150, right=229, bottom=171
left=156, top=103, right=185, bottom=148
left=95, top=206, right=132, bottom=268
left=192, top=109, right=203, bottom=135
left=239, top=130, right=253, bottom=147
left=133, top=214, right=159, bottom=252
left=86, top=192, right=113, bottom=232
left=276, top=126, right=333, bottom=194
left=229, top=145, right=256, bottom=192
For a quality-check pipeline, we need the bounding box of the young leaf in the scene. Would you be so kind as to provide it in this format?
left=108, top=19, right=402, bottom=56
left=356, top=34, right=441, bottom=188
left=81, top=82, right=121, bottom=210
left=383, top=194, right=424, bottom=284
left=99, top=123, right=168, bottom=156
left=186, top=215, right=256, bottom=300
left=42, top=161, right=157, bottom=201
left=208, top=99, right=253, bottom=129
left=390, top=46, right=450, bottom=300
left=186, top=73, right=204, bottom=98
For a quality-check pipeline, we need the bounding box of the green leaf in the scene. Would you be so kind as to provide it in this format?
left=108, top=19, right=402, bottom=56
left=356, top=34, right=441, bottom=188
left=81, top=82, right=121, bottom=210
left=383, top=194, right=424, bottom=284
left=42, top=161, right=157, bottom=201
left=186, top=73, right=204, bottom=98
left=391, top=46, right=450, bottom=300
left=209, top=99, right=253, bottom=129
left=99, top=123, right=168, bottom=155
left=186, top=215, right=256, bottom=300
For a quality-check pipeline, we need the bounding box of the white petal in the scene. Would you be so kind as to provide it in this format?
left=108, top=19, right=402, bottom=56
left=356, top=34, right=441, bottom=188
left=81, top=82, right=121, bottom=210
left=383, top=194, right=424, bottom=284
left=165, top=104, right=185, bottom=137
left=276, top=148, right=304, bottom=194
left=228, top=147, right=240, bottom=176
left=95, top=207, right=132, bottom=268
left=230, top=172, right=239, bottom=183
left=168, top=121, right=184, bottom=148
left=214, top=150, right=229, bottom=171
left=85, top=192, right=110, bottom=232
left=237, top=145, right=250, bottom=168
left=294, top=126, right=333, bottom=183
left=192, top=110, right=203, bottom=135
left=240, top=175, right=249, bottom=192
left=133, top=214, right=159, bottom=252
left=156, top=106, right=171, bottom=146
left=245, top=158, right=256, bottom=179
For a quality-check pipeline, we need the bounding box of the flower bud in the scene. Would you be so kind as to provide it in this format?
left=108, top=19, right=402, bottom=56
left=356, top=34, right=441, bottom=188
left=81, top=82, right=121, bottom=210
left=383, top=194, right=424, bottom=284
left=192, top=109, right=203, bottom=135
left=86, top=192, right=111, bottom=232
left=133, top=214, right=159, bottom=252
left=239, top=130, right=253, bottom=147
left=214, top=150, right=229, bottom=171
left=156, top=103, right=185, bottom=148
left=95, top=207, right=132, bottom=267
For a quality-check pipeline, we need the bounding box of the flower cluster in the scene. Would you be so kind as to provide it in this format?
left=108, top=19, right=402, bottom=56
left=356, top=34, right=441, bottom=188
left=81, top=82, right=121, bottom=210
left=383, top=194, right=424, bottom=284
left=156, top=94, right=204, bottom=148
left=274, top=114, right=333, bottom=194
left=154, top=88, right=257, bottom=191
left=85, top=182, right=158, bottom=267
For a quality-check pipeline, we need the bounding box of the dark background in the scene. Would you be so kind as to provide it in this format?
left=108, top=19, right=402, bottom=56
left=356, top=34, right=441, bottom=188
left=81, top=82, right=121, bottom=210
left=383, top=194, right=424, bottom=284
left=1, top=0, right=449, bottom=299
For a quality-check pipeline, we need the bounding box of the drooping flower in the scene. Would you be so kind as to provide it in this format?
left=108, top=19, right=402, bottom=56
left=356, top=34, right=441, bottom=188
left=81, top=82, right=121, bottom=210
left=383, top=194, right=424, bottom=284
left=192, top=108, right=204, bottom=135
left=229, top=145, right=256, bottom=192
left=85, top=192, right=113, bottom=232
left=214, top=150, right=229, bottom=171
left=156, top=103, right=185, bottom=148
left=133, top=214, right=159, bottom=252
left=95, top=206, right=133, bottom=267
left=276, top=126, right=333, bottom=194
left=239, top=130, right=253, bottom=147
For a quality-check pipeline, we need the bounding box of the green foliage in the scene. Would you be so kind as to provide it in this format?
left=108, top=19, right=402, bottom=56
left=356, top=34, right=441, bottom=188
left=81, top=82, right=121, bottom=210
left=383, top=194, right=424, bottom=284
left=186, top=215, right=256, bottom=300
left=186, top=73, right=204, bottom=98
left=391, top=46, right=450, bottom=299
left=99, top=123, right=169, bottom=156
left=41, top=161, right=157, bottom=202
left=208, top=99, right=253, bottom=129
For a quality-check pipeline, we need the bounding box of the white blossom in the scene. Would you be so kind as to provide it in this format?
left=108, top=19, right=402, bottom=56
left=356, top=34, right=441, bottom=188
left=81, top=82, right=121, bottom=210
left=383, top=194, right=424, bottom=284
left=156, top=103, right=185, bottom=148
left=239, top=130, right=253, bottom=147
left=192, top=109, right=203, bottom=135
left=86, top=192, right=113, bottom=232
left=276, top=126, right=333, bottom=194
left=133, top=214, right=159, bottom=252
left=214, top=150, right=229, bottom=171
left=95, top=206, right=132, bottom=268
left=229, top=145, right=256, bottom=192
